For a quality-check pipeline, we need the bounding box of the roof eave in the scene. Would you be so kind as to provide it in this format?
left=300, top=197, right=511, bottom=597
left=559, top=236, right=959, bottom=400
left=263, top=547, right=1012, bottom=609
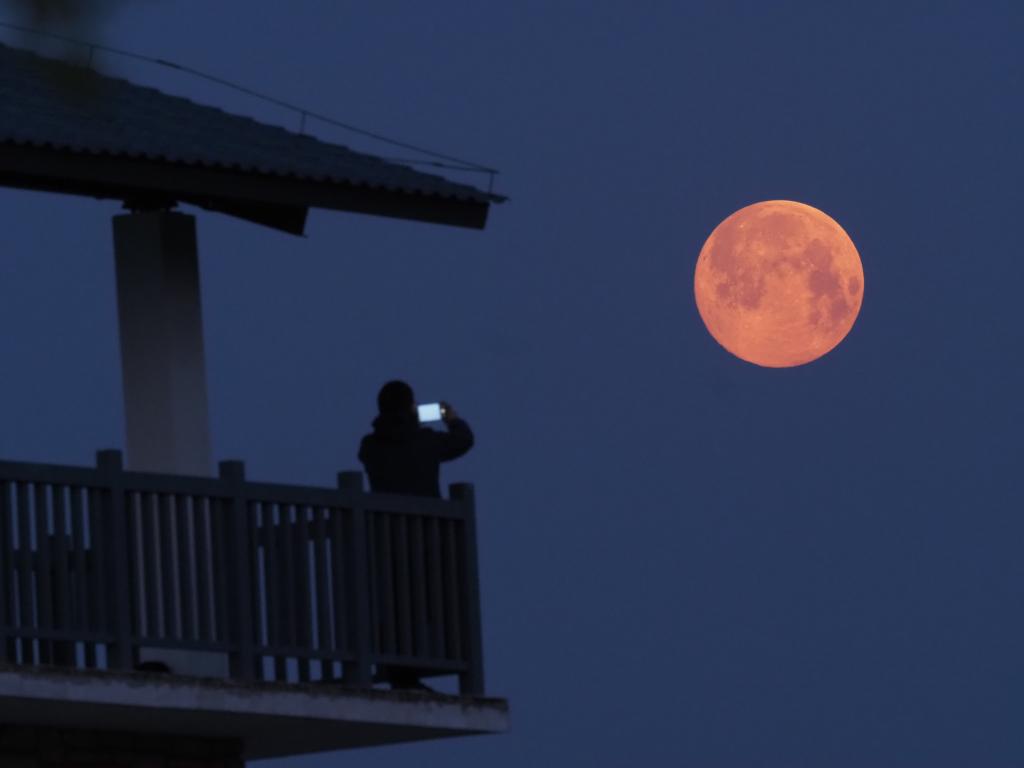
left=0, top=143, right=492, bottom=233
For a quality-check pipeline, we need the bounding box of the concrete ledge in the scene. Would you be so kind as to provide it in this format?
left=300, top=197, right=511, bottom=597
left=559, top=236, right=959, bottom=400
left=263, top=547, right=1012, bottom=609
left=0, top=665, right=508, bottom=760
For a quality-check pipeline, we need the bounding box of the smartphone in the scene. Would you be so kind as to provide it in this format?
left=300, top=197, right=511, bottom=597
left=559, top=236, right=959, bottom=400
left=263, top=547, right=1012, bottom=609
left=417, top=402, right=444, bottom=423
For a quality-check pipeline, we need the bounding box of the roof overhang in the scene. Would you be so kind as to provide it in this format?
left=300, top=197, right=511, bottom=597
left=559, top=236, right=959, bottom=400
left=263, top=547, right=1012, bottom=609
left=0, top=142, right=493, bottom=233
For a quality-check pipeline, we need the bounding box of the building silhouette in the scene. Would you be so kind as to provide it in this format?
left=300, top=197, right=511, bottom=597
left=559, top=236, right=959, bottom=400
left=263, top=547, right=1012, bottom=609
left=0, top=42, right=506, bottom=767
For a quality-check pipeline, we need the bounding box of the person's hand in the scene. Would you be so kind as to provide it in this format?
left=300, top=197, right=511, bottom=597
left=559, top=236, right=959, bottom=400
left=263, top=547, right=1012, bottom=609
left=441, top=401, right=458, bottom=423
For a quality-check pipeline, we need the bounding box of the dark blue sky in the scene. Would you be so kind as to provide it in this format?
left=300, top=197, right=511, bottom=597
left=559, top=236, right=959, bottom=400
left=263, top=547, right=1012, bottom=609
left=3, top=2, right=1024, bottom=765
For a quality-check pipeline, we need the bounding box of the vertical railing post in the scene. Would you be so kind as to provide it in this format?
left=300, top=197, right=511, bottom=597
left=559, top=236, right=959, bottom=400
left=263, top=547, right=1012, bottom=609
left=0, top=478, right=11, bottom=664
left=97, top=450, right=133, bottom=671
left=450, top=483, right=484, bottom=696
left=220, top=460, right=256, bottom=682
left=339, top=471, right=372, bottom=687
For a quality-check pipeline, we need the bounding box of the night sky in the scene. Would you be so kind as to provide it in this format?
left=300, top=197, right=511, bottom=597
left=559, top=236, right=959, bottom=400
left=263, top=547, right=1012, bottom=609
left=2, top=2, right=1024, bottom=765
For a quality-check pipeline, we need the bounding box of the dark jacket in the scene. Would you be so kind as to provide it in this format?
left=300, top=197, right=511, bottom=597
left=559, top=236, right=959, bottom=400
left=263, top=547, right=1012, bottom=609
left=358, top=412, right=474, bottom=497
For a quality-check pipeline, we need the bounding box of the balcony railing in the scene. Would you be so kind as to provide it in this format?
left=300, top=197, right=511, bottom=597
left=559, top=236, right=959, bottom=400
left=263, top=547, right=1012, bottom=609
left=0, top=450, right=485, bottom=695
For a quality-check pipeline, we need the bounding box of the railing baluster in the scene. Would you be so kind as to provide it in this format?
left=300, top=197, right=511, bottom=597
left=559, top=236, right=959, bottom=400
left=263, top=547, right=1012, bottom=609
left=366, top=511, right=379, bottom=658
left=176, top=495, right=195, bottom=642
left=194, top=496, right=212, bottom=643
left=70, top=488, right=93, bottom=667
left=426, top=516, right=445, bottom=660
left=281, top=502, right=296, bottom=679
left=34, top=484, right=54, bottom=664
left=85, top=489, right=105, bottom=665
left=338, top=472, right=370, bottom=687
left=52, top=485, right=73, bottom=665
left=0, top=481, right=12, bottom=663
left=159, top=494, right=176, bottom=640
left=295, top=504, right=311, bottom=682
left=272, top=503, right=287, bottom=681
left=16, top=482, right=33, bottom=664
left=394, top=514, right=412, bottom=658
left=441, top=518, right=462, bottom=662
left=313, top=507, right=332, bottom=674
left=409, top=515, right=428, bottom=659
left=248, top=500, right=263, bottom=677
left=329, top=507, right=346, bottom=660
left=219, top=461, right=256, bottom=683
left=451, top=484, right=484, bottom=695
left=377, top=512, right=396, bottom=657
left=141, top=493, right=160, bottom=639
left=262, top=502, right=284, bottom=680
left=211, top=497, right=229, bottom=646
left=97, top=450, right=132, bottom=671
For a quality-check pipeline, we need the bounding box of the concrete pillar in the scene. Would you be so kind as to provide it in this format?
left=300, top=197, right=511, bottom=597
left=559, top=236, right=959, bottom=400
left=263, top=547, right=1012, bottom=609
left=112, top=211, right=212, bottom=476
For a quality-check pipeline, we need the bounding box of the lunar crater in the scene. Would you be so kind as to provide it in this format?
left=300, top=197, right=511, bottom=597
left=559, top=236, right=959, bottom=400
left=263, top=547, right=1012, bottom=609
left=808, top=266, right=841, bottom=298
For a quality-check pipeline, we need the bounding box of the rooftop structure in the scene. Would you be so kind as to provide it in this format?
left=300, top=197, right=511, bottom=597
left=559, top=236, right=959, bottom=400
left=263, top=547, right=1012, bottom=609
left=0, top=42, right=506, bottom=766
left=0, top=41, right=504, bottom=233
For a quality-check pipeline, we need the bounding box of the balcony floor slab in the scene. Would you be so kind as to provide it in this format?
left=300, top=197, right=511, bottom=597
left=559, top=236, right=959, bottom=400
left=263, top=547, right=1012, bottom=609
left=0, top=664, right=508, bottom=760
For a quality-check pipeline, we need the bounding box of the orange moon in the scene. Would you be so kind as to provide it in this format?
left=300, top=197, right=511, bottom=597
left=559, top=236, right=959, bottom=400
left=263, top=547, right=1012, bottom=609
left=694, top=200, right=864, bottom=367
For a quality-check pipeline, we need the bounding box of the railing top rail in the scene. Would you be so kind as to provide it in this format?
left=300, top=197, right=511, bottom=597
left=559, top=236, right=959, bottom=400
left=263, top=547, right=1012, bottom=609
left=240, top=481, right=466, bottom=518
left=230, top=480, right=340, bottom=509
left=120, top=469, right=228, bottom=498
left=349, top=488, right=470, bottom=519
left=0, top=458, right=101, bottom=488
left=0, top=453, right=472, bottom=519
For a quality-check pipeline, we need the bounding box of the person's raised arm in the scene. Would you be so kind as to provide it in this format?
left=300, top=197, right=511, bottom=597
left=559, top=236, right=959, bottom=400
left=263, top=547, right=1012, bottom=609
left=438, top=401, right=474, bottom=461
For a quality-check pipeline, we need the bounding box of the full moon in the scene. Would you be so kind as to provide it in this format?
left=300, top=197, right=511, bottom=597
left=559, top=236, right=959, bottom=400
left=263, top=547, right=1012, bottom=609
left=694, top=200, right=864, bottom=367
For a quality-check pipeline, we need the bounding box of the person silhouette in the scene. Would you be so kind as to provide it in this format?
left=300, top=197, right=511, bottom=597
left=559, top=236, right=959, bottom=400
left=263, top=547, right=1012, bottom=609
left=357, top=380, right=474, bottom=691
left=358, top=380, right=474, bottom=498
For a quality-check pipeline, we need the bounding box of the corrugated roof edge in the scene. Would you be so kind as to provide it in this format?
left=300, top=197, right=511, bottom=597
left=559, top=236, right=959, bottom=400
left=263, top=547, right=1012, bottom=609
left=0, top=42, right=507, bottom=205
left=0, top=135, right=506, bottom=204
